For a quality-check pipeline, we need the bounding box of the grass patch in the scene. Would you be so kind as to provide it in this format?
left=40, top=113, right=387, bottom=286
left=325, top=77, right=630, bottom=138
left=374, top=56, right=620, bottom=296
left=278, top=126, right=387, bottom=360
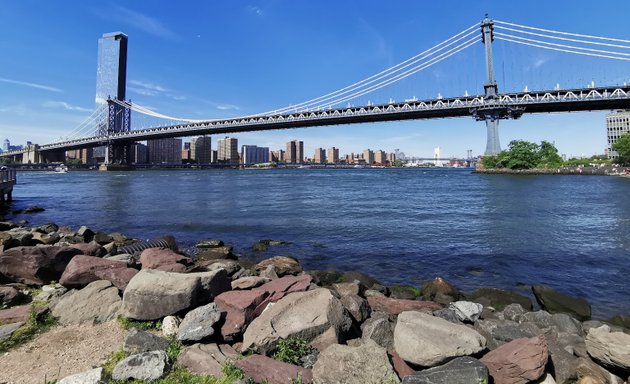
left=165, top=338, right=183, bottom=361
left=0, top=302, right=57, bottom=353
left=102, top=348, right=126, bottom=376
left=390, top=284, right=421, bottom=298
left=116, top=315, right=162, bottom=331
left=272, top=337, right=313, bottom=365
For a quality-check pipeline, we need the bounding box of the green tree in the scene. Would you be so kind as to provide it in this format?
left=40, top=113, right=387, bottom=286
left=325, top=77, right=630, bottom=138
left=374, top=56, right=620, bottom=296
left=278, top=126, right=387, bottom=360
left=500, top=140, right=540, bottom=169
left=537, top=141, right=563, bottom=168
left=612, top=134, right=630, bottom=165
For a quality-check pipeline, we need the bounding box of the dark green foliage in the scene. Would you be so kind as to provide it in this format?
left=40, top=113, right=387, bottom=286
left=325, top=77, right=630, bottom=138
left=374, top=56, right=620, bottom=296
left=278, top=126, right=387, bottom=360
left=272, top=337, right=314, bottom=365
left=483, top=140, right=564, bottom=170
left=116, top=315, right=162, bottom=331
left=613, top=133, right=630, bottom=165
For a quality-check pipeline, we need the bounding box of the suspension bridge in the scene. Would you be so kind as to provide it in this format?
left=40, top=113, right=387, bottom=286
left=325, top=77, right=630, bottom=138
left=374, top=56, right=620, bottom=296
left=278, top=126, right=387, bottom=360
left=2, top=16, right=630, bottom=166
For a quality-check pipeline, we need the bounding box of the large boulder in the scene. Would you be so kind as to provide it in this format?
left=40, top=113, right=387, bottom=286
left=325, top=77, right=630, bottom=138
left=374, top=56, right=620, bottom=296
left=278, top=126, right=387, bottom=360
left=52, top=280, right=121, bottom=325
left=402, top=356, right=489, bottom=384
left=112, top=351, right=169, bottom=381
left=59, top=255, right=136, bottom=289
left=179, top=343, right=238, bottom=377
left=124, top=329, right=170, bottom=355
left=394, top=311, right=486, bottom=367
left=120, top=269, right=230, bottom=320
left=242, top=288, right=352, bottom=354
left=139, top=248, right=192, bottom=272
left=532, top=285, right=591, bottom=321
left=235, top=354, right=313, bottom=384
left=368, top=296, right=442, bottom=316
left=69, top=242, right=106, bottom=257
left=255, top=256, right=303, bottom=276
left=177, top=302, right=221, bottom=342
left=471, top=288, right=533, bottom=310
left=361, top=314, right=395, bottom=350
left=585, top=325, right=630, bottom=372
left=0, top=246, right=83, bottom=285
left=421, top=277, right=460, bottom=305
left=313, top=340, right=398, bottom=384
left=480, top=335, right=549, bottom=384
left=215, top=274, right=312, bottom=340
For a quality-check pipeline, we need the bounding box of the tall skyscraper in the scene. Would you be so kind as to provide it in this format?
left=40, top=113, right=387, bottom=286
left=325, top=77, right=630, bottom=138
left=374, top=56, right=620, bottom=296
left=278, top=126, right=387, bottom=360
left=94, top=32, right=128, bottom=160
left=217, top=137, right=239, bottom=163
left=363, top=149, right=375, bottom=164
left=606, top=110, right=630, bottom=158
left=286, top=140, right=304, bottom=164
left=375, top=150, right=387, bottom=164
left=327, top=147, right=339, bottom=164
left=313, top=148, right=326, bottom=164
left=191, top=136, right=212, bottom=163
left=147, top=138, right=182, bottom=164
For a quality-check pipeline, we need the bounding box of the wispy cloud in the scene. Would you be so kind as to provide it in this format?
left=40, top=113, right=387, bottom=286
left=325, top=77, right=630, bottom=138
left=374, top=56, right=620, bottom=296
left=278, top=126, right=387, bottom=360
left=247, top=5, right=263, bottom=16
left=0, top=77, right=62, bottom=92
left=128, top=79, right=185, bottom=101
left=216, top=104, right=240, bottom=111
left=42, top=101, right=92, bottom=113
left=0, top=104, right=28, bottom=114
left=96, top=6, right=177, bottom=40
left=533, top=58, right=548, bottom=68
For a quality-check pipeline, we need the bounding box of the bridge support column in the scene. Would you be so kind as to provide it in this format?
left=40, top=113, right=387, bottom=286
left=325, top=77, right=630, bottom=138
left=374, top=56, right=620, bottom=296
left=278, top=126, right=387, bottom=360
left=485, top=119, right=501, bottom=155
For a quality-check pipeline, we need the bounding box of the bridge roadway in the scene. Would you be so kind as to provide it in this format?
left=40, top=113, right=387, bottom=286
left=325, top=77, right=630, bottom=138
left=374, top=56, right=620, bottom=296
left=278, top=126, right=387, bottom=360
left=3, top=85, right=630, bottom=155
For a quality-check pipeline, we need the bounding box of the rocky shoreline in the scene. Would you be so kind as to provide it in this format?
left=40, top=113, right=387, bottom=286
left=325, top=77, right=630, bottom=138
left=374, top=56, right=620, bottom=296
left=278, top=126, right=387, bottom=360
left=474, top=166, right=629, bottom=176
left=1, top=220, right=629, bottom=384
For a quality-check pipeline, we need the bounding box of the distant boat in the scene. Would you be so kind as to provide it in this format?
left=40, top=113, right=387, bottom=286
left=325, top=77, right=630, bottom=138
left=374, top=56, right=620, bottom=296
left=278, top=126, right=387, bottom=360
left=55, top=164, right=68, bottom=173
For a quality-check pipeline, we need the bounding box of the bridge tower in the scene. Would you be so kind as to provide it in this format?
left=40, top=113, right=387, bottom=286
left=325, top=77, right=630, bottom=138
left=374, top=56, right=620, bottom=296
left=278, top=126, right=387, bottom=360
left=481, top=15, right=501, bottom=155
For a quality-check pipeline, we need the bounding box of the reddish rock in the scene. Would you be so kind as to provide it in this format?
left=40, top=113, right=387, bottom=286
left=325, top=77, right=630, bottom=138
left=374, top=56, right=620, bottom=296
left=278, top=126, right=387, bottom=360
left=255, top=256, right=303, bottom=276
left=422, top=276, right=460, bottom=305
left=94, top=267, right=138, bottom=291
left=389, top=351, right=414, bottom=380
left=480, top=335, right=549, bottom=384
left=234, top=354, right=313, bottom=384
left=215, top=289, right=270, bottom=340
left=0, top=305, right=30, bottom=324
left=69, top=242, right=106, bottom=257
left=367, top=295, right=442, bottom=316
left=0, top=246, right=83, bottom=286
left=215, top=275, right=312, bottom=340
left=60, top=255, right=130, bottom=288
left=139, top=248, right=192, bottom=271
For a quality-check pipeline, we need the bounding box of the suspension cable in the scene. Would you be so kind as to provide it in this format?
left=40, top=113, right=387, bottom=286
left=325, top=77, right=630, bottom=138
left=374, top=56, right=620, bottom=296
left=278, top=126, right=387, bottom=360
left=495, top=32, right=630, bottom=58
left=495, top=25, right=630, bottom=50
left=495, top=20, right=630, bottom=44
left=496, top=36, right=630, bottom=61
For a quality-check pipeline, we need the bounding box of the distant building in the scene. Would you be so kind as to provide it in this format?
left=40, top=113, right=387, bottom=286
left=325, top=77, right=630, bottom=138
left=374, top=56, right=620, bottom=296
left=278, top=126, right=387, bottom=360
left=387, top=152, right=397, bottom=164
left=363, top=149, right=375, bottom=164
left=606, top=110, right=630, bottom=158
left=66, top=148, right=94, bottom=164
left=147, top=138, right=182, bottom=164
left=212, top=150, right=218, bottom=163
left=270, top=149, right=285, bottom=163
left=241, top=145, right=270, bottom=164
left=217, top=137, right=239, bottom=163
left=191, top=136, right=212, bottom=163
left=375, top=150, right=387, bottom=164
left=286, top=140, right=304, bottom=164
left=313, top=148, right=326, bottom=164
left=327, top=147, right=339, bottom=164
left=182, top=142, right=191, bottom=161
left=434, top=147, right=441, bottom=166
left=2, top=139, right=9, bottom=152
left=133, top=143, right=147, bottom=164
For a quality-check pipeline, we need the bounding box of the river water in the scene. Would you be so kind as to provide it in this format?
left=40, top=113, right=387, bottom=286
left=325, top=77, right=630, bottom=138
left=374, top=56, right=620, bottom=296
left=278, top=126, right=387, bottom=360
left=9, top=168, right=630, bottom=318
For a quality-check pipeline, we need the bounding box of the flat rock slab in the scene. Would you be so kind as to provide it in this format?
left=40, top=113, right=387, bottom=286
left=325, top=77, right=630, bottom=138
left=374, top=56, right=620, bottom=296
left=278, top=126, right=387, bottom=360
left=394, top=311, right=486, bottom=367
left=59, top=255, right=131, bottom=288
left=124, top=328, right=170, bottom=355
left=235, top=354, right=313, bottom=384
left=178, top=343, right=238, bottom=377
left=52, top=280, right=121, bottom=325
left=368, top=296, right=442, bottom=316
left=313, top=340, right=397, bottom=384
left=402, top=356, right=488, bottom=384
left=255, top=256, right=303, bottom=276
left=112, top=351, right=169, bottom=381
left=448, top=301, right=483, bottom=323
left=0, top=305, right=30, bottom=324
left=532, top=285, right=591, bottom=321
left=58, top=367, right=105, bottom=384
left=480, top=335, right=549, bottom=384
left=0, top=321, right=24, bottom=341
left=139, top=248, right=192, bottom=272
left=242, top=288, right=351, bottom=354
left=231, top=276, right=269, bottom=290
left=585, top=325, right=630, bottom=372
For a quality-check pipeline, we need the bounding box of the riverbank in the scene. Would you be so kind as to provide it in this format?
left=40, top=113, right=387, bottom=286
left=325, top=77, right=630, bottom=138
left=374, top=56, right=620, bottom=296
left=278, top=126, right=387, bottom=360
left=1, top=220, right=630, bottom=383
left=475, top=165, right=630, bottom=176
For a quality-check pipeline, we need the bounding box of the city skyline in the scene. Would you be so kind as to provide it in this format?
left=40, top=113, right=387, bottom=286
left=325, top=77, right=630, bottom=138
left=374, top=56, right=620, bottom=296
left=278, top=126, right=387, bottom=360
left=1, top=2, right=629, bottom=159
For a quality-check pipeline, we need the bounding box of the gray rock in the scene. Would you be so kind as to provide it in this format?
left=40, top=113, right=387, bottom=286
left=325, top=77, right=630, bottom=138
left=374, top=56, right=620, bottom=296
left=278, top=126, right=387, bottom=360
left=112, top=350, right=169, bottom=381
left=432, top=308, right=461, bottom=324
left=586, top=325, right=630, bottom=372
left=475, top=319, right=542, bottom=349
left=448, top=301, right=483, bottom=323
left=0, top=322, right=24, bottom=341
left=177, top=302, right=221, bottom=342
left=340, top=294, right=370, bottom=323
left=402, top=356, right=489, bottom=384
left=361, top=315, right=394, bottom=350
left=120, top=269, right=229, bottom=320
left=57, top=367, right=105, bottom=384
left=104, top=253, right=136, bottom=266
left=532, top=285, right=591, bottom=321
left=178, top=343, right=238, bottom=377
left=52, top=280, right=121, bottom=325
left=124, top=329, right=170, bottom=355
left=231, top=276, right=269, bottom=290
left=0, top=286, right=24, bottom=307
left=502, top=303, right=526, bottom=321
left=394, top=311, right=486, bottom=366
left=313, top=340, right=399, bottom=384
left=550, top=313, right=583, bottom=336
left=196, top=239, right=224, bottom=249
left=242, top=288, right=352, bottom=354
left=161, top=316, right=180, bottom=338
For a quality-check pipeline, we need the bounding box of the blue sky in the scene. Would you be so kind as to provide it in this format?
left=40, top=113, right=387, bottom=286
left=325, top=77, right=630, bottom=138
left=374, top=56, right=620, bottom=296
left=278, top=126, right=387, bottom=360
left=1, top=1, right=629, bottom=158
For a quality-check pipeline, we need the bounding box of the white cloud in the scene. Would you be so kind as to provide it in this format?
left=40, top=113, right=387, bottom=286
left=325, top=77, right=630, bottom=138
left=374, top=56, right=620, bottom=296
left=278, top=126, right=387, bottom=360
left=533, top=58, right=548, bottom=68
left=42, top=101, right=92, bottom=113
left=106, top=6, right=177, bottom=40
left=216, top=104, right=240, bottom=111
left=0, top=77, right=62, bottom=92
left=128, top=80, right=167, bottom=92
left=247, top=6, right=263, bottom=16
